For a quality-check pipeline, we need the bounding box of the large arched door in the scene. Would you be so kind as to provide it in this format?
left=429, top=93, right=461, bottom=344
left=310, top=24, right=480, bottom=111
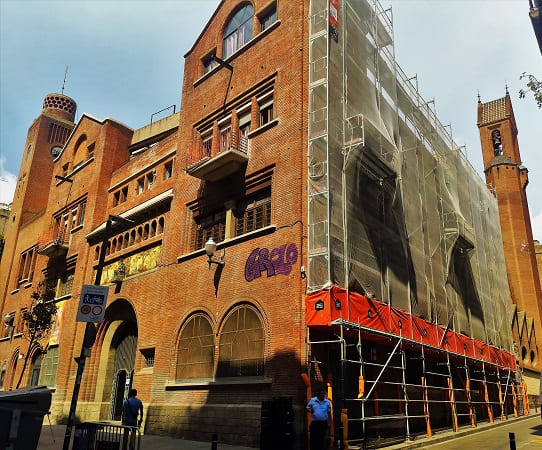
left=109, top=321, right=138, bottom=420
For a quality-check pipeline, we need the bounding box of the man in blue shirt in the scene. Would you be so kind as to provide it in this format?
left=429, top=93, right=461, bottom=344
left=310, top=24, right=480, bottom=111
left=122, top=388, right=143, bottom=450
left=306, top=389, right=331, bottom=450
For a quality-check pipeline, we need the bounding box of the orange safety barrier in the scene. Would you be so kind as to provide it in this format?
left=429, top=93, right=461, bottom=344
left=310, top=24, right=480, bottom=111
left=512, top=383, right=518, bottom=418
left=465, top=379, right=475, bottom=427
left=327, top=377, right=334, bottom=449
left=341, top=409, right=349, bottom=450
left=306, top=287, right=517, bottom=370
left=357, top=375, right=365, bottom=399
left=483, top=381, right=494, bottom=423
left=447, top=377, right=459, bottom=432
left=421, top=376, right=433, bottom=437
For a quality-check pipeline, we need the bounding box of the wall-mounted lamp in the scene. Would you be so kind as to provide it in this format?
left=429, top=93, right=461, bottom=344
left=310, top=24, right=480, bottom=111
left=205, top=238, right=225, bottom=269
left=18, top=353, right=24, bottom=360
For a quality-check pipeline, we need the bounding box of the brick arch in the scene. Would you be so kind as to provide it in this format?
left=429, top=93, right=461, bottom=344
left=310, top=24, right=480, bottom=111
left=92, top=298, right=138, bottom=414
left=6, top=347, right=21, bottom=390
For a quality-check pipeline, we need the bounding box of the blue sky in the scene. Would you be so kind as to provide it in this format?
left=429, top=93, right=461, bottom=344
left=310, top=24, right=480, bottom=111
left=1, top=0, right=541, bottom=240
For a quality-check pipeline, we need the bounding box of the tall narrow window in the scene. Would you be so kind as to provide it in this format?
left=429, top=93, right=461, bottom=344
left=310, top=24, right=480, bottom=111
left=194, top=210, right=226, bottom=251
left=29, top=352, right=42, bottom=386
left=222, top=5, right=254, bottom=58
left=39, top=346, right=59, bottom=387
left=236, top=189, right=271, bottom=236
left=164, top=161, right=173, bottom=180
left=259, top=4, right=277, bottom=31
left=176, top=315, right=215, bottom=380
left=217, top=305, right=264, bottom=377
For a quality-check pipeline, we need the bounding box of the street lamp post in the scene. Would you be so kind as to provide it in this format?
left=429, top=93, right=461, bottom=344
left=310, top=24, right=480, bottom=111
left=62, top=215, right=134, bottom=450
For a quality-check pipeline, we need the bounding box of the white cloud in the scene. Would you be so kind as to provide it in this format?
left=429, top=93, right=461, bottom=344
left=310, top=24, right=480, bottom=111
left=0, top=156, right=16, bottom=204
left=532, top=209, right=542, bottom=243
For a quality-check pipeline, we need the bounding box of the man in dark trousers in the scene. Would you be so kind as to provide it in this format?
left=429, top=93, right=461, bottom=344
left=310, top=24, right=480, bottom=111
left=121, top=388, right=143, bottom=450
left=306, top=389, right=331, bottom=450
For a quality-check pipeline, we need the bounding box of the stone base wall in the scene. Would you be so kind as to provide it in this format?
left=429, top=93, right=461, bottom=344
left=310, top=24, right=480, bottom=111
left=145, top=403, right=261, bottom=447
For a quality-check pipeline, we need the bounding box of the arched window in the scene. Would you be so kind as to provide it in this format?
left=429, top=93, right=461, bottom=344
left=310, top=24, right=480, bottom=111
left=217, top=305, right=264, bottom=377
left=176, top=314, right=215, bottom=380
left=222, top=5, right=254, bottom=59
left=29, top=352, right=42, bottom=386
left=39, top=346, right=60, bottom=387
left=73, top=135, right=88, bottom=170
left=0, top=362, right=6, bottom=389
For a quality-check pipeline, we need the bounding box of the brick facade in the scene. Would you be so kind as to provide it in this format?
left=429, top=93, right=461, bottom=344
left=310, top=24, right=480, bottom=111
left=478, top=94, right=542, bottom=372
left=0, top=1, right=309, bottom=447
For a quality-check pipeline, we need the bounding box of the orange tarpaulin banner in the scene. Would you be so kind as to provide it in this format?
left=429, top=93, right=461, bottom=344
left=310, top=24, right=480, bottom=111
left=306, top=287, right=516, bottom=370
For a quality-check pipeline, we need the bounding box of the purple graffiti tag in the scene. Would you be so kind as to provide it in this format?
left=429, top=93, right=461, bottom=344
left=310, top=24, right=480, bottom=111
left=245, top=248, right=261, bottom=282
left=245, top=243, right=299, bottom=282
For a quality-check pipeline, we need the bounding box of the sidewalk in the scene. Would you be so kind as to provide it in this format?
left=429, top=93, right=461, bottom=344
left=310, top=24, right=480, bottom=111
left=37, top=425, right=254, bottom=450
left=38, top=411, right=538, bottom=450
left=385, top=410, right=539, bottom=449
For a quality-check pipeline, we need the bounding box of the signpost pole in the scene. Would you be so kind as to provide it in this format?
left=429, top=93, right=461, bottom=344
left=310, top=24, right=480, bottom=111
left=62, top=219, right=112, bottom=450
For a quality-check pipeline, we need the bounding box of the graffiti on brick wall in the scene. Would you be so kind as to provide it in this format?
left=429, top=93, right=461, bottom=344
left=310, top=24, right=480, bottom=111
left=245, top=243, right=298, bottom=282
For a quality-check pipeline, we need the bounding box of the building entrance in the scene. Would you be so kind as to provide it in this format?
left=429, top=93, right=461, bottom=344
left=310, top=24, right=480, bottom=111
left=108, top=321, right=138, bottom=420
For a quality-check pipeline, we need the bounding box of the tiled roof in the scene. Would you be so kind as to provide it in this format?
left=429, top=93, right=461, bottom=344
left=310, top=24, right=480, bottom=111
left=480, top=97, right=509, bottom=124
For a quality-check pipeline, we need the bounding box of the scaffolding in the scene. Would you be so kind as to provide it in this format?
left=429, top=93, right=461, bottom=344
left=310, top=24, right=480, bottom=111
left=306, top=318, right=525, bottom=448
left=307, top=0, right=513, bottom=351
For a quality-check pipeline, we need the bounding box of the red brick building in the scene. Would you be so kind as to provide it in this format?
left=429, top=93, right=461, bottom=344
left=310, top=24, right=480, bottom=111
left=478, top=94, right=542, bottom=394
left=0, top=1, right=527, bottom=448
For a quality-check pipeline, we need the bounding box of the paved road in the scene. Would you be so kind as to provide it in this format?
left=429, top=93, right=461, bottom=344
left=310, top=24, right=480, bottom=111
left=421, top=416, right=542, bottom=449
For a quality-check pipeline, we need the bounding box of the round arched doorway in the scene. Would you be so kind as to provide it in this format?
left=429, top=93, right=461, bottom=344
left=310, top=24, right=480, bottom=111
left=108, top=321, right=138, bottom=420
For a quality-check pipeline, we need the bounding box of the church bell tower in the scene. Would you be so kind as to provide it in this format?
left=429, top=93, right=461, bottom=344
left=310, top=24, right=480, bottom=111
left=478, top=92, right=542, bottom=371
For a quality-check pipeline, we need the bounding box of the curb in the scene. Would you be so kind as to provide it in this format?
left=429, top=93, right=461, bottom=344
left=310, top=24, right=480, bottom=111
left=385, top=412, right=538, bottom=449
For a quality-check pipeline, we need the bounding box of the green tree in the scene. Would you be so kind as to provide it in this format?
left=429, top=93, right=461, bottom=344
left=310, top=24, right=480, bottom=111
left=16, top=282, right=57, bottom=389
left=519, top=72, right=542, bottom=108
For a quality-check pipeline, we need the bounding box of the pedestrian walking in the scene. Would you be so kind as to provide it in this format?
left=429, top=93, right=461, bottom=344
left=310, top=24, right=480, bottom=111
left=306, top=389, right=331, bottom=450
left=121, top=388, right=143, bottom=450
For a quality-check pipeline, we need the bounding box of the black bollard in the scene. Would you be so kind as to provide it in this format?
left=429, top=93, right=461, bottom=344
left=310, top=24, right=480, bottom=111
left=211, top=433, right=218, bottom=450
left=509, top=432, right=516, bottom=450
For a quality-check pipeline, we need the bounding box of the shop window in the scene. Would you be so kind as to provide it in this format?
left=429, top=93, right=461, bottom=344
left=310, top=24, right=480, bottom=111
left=39, top=346, right=59, bottom=387
left=217, top=305, right=264, bottom=377
left=235, top=189, right=271, bottom=236
left=222, top=5, right=254, bottom=58
left=259, top=4, right=277, bottom=31
left=193, top=210, right=226, bottom=251
left=176, top=314, right=215, bottom=380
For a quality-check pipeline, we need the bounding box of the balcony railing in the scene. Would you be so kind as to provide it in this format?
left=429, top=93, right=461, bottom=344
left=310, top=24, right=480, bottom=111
left=186, top=133, right=249, bottom=182
left=37, top=229, right=69, bottom=257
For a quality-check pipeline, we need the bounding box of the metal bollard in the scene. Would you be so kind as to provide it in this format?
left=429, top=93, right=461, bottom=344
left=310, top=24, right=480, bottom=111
left=509, top=432, right=516, bottom=450
left=211, top=433, right=218, bottom=450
